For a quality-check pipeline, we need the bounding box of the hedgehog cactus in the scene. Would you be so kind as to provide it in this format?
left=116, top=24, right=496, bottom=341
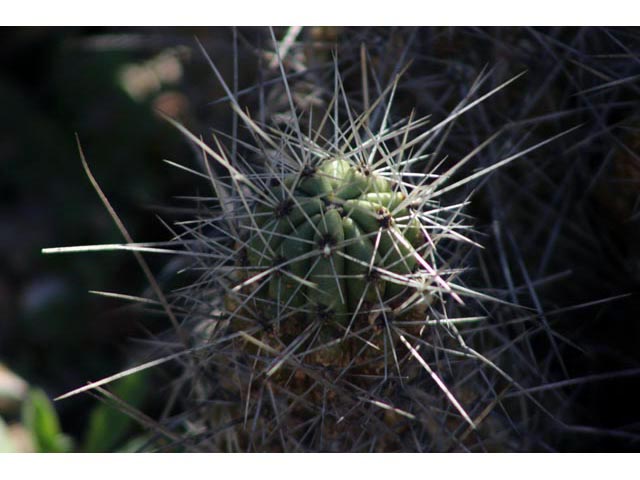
left=166, top=41, right=512, bottom=449
left=208, top=123, right=474, bottom=447
left=116, top=48, right=529, bottom=450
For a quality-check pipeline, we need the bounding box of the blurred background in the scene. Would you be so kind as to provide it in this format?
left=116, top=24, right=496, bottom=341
left=1, top=26, right=639, bottom=452
left=0, top=26, right=246, bottom=452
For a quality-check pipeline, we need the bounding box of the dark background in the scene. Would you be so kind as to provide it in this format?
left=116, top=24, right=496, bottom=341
left=0, top=26, right=238, bottom=446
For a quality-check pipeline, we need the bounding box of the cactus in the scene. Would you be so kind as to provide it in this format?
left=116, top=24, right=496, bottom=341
left=150, top=36, right=558, bottom=452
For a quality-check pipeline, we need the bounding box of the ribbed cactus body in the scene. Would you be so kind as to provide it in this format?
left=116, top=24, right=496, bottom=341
left=243, top=158, right=425, bottom=324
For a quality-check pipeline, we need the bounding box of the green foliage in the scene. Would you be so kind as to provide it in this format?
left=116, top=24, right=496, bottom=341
left=21, top=388, right=73, bottom=453
left=0, top=368, right=149, bottom=452
left=83, top=371, right=149, bottom=453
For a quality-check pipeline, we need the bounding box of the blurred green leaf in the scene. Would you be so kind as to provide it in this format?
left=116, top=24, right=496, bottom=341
left=84, top=371, right=148, bottom=452
left=21, top=388, right=73, bottom=453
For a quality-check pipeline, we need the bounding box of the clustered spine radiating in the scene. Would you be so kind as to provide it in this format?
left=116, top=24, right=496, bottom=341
left=144, top=29, right=589, bottom=450
left=172, top=52, right=508, bottom=450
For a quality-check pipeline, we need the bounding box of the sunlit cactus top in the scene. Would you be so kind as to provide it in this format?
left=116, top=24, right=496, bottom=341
left=190, top=66, right=493, bottom=346
left=244, top=156, right=428, bottom=323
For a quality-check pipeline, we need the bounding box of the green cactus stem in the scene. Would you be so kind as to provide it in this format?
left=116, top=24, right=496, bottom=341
left=243, top=158, right=426, bottom=326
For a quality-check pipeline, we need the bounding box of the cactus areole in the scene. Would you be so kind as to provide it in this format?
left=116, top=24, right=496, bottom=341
left=241, top=158, right=427, bottom=325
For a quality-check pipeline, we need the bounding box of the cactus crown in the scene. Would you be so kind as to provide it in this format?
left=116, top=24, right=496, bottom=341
left=242, top=156, right=431, bottom=328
